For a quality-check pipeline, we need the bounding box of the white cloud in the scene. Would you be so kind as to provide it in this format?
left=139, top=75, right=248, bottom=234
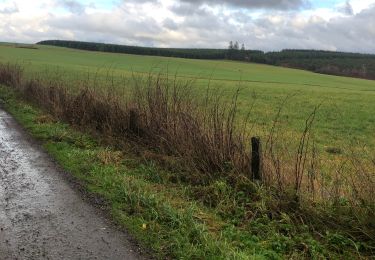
left=350, top=0, right=375, bottom=13
left=0, top=0, right=375, bottom=53
left=0, top=1, right=19, bottom=14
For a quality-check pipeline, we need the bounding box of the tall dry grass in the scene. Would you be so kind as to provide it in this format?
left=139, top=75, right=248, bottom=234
left=0, top=62, right=374, bottom=244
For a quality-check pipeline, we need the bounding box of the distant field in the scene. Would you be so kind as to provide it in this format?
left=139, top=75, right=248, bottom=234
left=1, top=43, right=374, bottom=155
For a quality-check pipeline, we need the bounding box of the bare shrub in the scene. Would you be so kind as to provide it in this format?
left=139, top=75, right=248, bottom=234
left=0, top=63, right=23, bottom=87
left=130, top=74, right=251, bottom=175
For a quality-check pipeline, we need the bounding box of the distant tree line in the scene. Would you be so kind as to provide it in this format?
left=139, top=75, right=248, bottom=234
left=263, top=49, right=375, bottom=80
left=37, top=40, right=263, bottom=61
left=37, top=40, right=375, bottom=80
left=38, top=40, right=230, bottom=59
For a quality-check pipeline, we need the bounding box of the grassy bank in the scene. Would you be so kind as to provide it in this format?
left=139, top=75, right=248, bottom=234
left=0, top=63, right=374, bottom=258
left=1, top=43, right=374, bottom=153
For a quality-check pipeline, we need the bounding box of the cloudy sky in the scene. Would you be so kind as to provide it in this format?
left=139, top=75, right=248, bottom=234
left=1, top=0, right=375, bottom=53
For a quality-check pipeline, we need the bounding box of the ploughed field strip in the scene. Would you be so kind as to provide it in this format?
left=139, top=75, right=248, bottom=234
left=0, top=108, right=142, bottom=260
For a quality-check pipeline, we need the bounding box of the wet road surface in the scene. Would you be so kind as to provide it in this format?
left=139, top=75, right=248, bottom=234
left=0, top=108, right=143, bottom=260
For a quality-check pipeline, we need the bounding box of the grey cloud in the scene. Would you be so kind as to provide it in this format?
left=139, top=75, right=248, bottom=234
left=164, top=3, right=375, bottom=52
left=0, top=2, right=18, bottom=14
left=2, top=0, right=375, bottom=54
left=57, top=0, right=85, bottom=14
left=129, top=0, right=310, bottom=10
left=127, top=0, right=159, bottom=2
left=45, top=9, right=164, bottom=46
left=178, top=0, right=311, bottom=10
left=169, top=2, right=208, bottom=16
left=163, top=18, right=179, bottom=30
left=246, top=5, right=375, bottom=52
left=50, top=4, right=375, bottom=52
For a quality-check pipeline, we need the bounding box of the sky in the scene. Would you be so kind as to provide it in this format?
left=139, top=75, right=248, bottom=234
left=0, top=0, right=375, bottom=53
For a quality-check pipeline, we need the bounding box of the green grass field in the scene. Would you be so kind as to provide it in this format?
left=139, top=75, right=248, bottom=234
left=1, top=43, right=375, bottom=258
left=1, top=43, right=374, bottom=154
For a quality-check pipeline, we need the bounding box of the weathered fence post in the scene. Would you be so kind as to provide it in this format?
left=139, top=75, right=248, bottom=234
left=251, top=136, right=262, bottom=182
left=129, top=109, right=138, bottom=134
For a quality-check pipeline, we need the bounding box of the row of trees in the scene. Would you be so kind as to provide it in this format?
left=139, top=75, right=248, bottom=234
left=263, top=49, right=375, bottom=79
left=226, top=41, right=375, bottom=79
left=38, top=40, right=229, bottom=60
left=38, top=40, right=375, bottom=80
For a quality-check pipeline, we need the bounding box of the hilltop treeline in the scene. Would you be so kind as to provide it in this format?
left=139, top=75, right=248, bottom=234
left=239, top=49, right=375, bottom=79
left=37, top=40, right=265, bottom=61
left=38, top=40, right=375, bottom=80
left=38, top=39, right=261, bottom=60
left=264, top=49, right=375, bottom=80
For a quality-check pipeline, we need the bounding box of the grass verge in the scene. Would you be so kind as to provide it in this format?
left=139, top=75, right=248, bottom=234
left=1, top=83, right=373, bottom=259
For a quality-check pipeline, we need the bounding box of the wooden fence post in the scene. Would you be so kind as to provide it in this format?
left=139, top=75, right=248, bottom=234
left=251, top=137, right=262, bottom=182
left=129, top=109, right=138, bottom=134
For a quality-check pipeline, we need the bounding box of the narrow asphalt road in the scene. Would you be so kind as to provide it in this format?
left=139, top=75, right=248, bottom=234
left=0, top=108, right=144, bottom=260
